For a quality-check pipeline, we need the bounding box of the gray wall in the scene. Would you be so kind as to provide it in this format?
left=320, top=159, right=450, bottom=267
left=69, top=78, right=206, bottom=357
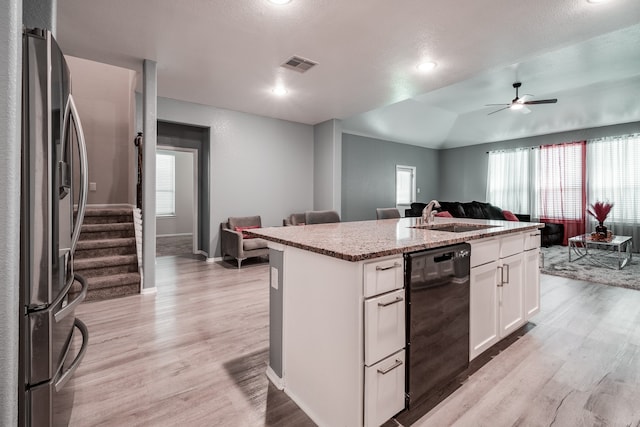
left=156, top=149, right=195, bottom=236
left=1, top=1, right=22, bottom=424
left=438, top=121, right=640, bottom=202
left=147, top=96, right=314, bottom=258
left=313, top=119, right=342, bottom=213
left=66, top=56, right=136, bottom=205
left=341, top=133, right=440, bottom=221
left=23, top=0, right=56, bottom=36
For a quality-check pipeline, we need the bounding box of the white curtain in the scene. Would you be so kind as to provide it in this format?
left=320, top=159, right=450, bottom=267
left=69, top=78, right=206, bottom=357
left=587, top=134, right=640, bottom=242
left=486, top=149, right=531, bottom=214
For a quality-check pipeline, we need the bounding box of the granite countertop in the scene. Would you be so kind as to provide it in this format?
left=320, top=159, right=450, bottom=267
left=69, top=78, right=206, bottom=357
left=247, top=217, right=544, bottom=262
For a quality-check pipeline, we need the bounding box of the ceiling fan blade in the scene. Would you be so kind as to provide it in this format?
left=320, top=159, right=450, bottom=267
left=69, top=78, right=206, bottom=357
left=484, top=103, right=510, bottom=107
left=522, top=99, right=557, bottom=105
left=488, top=106, right=510, bottom=115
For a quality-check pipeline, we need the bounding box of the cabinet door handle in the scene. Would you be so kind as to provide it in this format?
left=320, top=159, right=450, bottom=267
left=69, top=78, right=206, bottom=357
left=376, top=262, right=401, bottom=271
left=378, top=296, right=403, bottom=307
left=377, top=359, right=403, bottom=375
left=497, top=266, right=504, bottom=287
left=530, top=233, right=541, bottom=237
left=504, top=264, right=510, bottom=284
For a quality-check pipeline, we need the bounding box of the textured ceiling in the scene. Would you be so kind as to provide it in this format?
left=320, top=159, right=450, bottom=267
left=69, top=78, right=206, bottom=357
left=57, top=0, right=640, bottom=148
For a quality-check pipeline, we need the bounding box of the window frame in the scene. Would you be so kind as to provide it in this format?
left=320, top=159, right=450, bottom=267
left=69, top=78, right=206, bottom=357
left=395, top=165, right=416, bottom=206
left=156, top=151, right=176, bottom=217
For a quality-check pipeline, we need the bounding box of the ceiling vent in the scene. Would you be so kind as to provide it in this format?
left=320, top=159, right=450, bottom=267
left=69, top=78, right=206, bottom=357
left=281, top=56, right=317, bottom=73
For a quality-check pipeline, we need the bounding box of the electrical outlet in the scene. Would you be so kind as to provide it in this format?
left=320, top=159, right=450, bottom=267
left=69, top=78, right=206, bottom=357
left=417, top=187, right=421, bottom=194
left=89, top=182, right=96, bottom=191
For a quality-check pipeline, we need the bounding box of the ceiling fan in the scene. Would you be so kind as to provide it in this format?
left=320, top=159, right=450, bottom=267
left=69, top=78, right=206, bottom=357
left=486, top=82, right=557, bottom=115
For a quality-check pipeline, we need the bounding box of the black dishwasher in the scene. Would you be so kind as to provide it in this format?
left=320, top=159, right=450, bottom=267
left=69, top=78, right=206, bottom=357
left=404, top=243, right=471, bottom=408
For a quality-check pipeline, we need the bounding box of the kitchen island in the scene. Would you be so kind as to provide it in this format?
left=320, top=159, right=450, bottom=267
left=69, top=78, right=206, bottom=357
left=248, top=216, right=544, bottom=427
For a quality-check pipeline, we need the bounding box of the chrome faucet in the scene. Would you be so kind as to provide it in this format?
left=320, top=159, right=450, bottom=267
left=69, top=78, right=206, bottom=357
left=422, top=200, right=441, bottom=225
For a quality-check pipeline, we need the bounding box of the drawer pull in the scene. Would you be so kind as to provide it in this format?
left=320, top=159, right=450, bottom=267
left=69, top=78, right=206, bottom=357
left=378, top=296, right=403, bottom=307
left=377, top=359, right=403, bottom=375
left=530, top=233, right=541, bottom=237
left=376, top=262, right=401, bottom=271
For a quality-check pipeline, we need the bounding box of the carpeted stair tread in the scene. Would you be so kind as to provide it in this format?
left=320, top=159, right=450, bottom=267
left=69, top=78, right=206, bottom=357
left=74, top=254, right=138, bottom=271
left=76, top=237, right=136, bottom=251
left=81, top=223, right=134, bottom=232
left=81, top=207, right=133, bottom=216
left=82, top=214, right=133, bottom=225
left=81, top=284, right=139, bottom=302
left=72, top=272, right=140, bottom=292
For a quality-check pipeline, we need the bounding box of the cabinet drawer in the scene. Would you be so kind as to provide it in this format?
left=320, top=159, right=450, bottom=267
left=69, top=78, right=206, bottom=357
left=500, top=234, right=524, bottom=258
left=469, top=238, right=499, bottom=268
left=364, top=350, right=406, bottom=427
left=524, top=230, right=541, bottom=251
left=363, top=257, right=404, bottom=298
left=364, top=289, right=405, bottom=366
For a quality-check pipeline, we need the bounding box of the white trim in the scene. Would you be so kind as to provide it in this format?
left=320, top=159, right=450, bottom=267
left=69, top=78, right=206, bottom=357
left=266, top=366, right=284, bottom=390
left=206, top=256, right=224, bottom=263
left=141, top=286, right=157, bottom=295
left=156, top=232, right=193, bottom=237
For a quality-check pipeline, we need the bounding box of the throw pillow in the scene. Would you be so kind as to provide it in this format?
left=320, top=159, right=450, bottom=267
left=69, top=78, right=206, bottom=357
left=502, top=210, right=519, bottom=221
left=435, top=211, right=453, bottom=217
left=235, top=225, right=260, bottom=239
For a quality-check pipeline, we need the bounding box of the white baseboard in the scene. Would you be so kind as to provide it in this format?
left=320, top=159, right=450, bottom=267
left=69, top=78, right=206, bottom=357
left=156, top=233, right=193, bottom=237
left=141, top=287, right=157, bottom=295
left=266, top=366, right=284, bottom=390
left=206, top=256, right=224, bottom=263
left=195, top=250, right=209, bottom=258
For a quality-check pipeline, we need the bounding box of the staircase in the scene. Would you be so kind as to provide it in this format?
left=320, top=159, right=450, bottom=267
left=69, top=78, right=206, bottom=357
left=71, top=207, right=141, bottom=302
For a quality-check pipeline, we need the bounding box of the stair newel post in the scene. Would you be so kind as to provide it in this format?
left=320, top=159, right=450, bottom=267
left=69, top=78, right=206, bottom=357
left=134, top=132, right=143, bottom=211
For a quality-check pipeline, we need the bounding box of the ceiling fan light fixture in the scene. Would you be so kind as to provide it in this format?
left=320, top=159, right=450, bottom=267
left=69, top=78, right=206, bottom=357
left=417, top=61, right=437, bottom=73
left=268, top=0, right=292, bottom=5
left=586, top=0, right=610, bottom=3
left=510, top=103, right=524, bottom=110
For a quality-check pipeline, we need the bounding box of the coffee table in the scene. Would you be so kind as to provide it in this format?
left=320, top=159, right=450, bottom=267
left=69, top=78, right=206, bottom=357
left=568, top=234, right=633, bottom=270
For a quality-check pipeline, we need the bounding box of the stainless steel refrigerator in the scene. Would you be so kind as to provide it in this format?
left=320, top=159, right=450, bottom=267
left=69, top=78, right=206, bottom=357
left=20, top=28, right=89, bottom=427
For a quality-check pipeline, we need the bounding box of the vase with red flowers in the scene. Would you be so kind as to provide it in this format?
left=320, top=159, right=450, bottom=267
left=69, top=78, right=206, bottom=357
left=587, top=201, right=613, bottom=238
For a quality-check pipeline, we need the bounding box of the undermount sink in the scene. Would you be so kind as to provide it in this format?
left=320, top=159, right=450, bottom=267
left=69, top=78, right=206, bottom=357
left=411, top=223, right=498, bottom=233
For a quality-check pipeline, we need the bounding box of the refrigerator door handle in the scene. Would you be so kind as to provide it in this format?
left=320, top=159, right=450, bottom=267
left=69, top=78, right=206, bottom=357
left=68, top=94, right=88, bottom=255
left=59, top=97, right=72, bottom=199
left=54, top=273, right=88, bottom=323
left=55, top=318, right=89, bottom=392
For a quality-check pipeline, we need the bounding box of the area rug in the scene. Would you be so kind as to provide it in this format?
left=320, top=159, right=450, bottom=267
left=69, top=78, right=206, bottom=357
left=541, top=245, right=639, bottom=291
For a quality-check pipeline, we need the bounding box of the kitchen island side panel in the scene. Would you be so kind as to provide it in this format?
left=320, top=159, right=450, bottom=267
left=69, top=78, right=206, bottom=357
left=282, top=246, right=364, bottom=427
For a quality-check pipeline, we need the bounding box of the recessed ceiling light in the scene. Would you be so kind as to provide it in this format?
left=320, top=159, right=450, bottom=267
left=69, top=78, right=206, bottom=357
left=272, top=86, right=288, bottom=96
left=268, top=0, right=292, bottom=4
left=417, top=61, right=437, bottom=73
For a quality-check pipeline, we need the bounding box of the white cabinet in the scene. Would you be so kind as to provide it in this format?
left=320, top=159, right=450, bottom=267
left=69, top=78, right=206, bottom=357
left=524, top=246, right=541, bottom=319
left=498, top=252, right=524, bottom=337
left=362, top=256, right=405, bottom=427
left=364, top=289, right=405, bottom=366
left=469, top=232, right=536, bottom=361
left=364, top=350, right=406, bottom=427
left=469, top=260, right=499, bottom=360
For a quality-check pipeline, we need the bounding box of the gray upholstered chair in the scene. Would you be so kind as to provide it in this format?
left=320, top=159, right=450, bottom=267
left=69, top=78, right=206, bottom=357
left=220, top=215, right=269, bottom=268
left=283, top=212, right=306, bottom=226
left=305, top=210, right=341, bottom=225
left=376, top=208, right=401, bottom=219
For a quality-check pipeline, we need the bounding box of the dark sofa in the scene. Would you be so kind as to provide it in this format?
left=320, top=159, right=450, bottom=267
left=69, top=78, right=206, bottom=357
left=404, top=201, right=527, bottom=221
left=405, top=201, right=563, bottom=246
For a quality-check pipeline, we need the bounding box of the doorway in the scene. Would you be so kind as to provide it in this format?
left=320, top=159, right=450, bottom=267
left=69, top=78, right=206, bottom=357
left=156, top=121, right=211, bottom=258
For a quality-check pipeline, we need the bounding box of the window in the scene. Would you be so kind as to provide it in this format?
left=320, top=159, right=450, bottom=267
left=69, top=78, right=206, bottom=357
left=396, top=165, right=416, bottom=205
left=587, top=134, right=640, bottom=223
left=156, top=152, right=175, bottom=216
left=486, top=149, right=531, bottom=214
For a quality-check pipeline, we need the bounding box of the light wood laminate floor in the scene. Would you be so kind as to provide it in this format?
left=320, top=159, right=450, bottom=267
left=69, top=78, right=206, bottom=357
left=69, top=255, right=640, bottom=427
